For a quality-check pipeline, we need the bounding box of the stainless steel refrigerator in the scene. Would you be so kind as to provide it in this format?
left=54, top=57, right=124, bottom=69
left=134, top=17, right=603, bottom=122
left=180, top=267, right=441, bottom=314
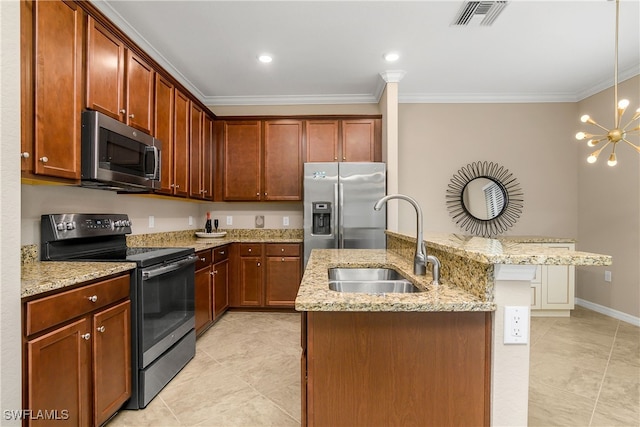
left=304, top=162, right=386, bottom=267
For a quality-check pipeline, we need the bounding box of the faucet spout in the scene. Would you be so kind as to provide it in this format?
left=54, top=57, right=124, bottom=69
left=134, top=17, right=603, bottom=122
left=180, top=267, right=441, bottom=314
left=374, top=194, right=426, bottom=275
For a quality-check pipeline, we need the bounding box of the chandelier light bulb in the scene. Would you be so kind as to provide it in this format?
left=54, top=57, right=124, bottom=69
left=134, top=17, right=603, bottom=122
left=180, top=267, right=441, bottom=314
left=580, top=115, right=591, bottom=123
left=618, top=99, right=629, bottom=109
left=607, top=152, right=617, bottom=166
left=576, top=132, right=586, bottom=140
left=587, top=139, right=598, bottom=147
left=587, top=154, right=598, bottom=164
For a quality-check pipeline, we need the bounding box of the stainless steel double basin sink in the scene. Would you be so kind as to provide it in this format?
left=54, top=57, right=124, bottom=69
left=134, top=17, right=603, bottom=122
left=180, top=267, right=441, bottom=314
left=328, top=267, right=421, bottom=294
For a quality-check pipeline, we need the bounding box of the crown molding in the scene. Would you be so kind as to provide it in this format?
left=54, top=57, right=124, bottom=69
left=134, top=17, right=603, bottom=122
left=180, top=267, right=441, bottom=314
left=204, top=94, right=380, bottom=106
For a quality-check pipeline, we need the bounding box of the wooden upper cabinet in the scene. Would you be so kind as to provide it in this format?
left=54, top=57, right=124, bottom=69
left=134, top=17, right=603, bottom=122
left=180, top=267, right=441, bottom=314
left=86, top=17, right=154, bottom=134
left=23, top=0, right=83, bottom=179
left=342, top=118, right=379, bottom=162
left=125, top=50, right=155, bottom=134
left=264, top=120, right=303, bottom=200
left=223, top=121, right=262, bottom=201
left=306, top=118, right=381, bottom=163
left=305, top=120, right=340, bottom=162
left=154, top=74, right=174, bottom=195
left=86, top=17, right=125, bottom=120
left=189, top=104, right=213, bottom=200
left=172, top=89, right=190, bottom=197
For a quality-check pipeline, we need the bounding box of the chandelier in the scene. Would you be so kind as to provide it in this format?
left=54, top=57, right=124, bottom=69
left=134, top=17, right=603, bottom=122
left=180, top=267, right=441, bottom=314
left=575, top=0, right=640, bottom=166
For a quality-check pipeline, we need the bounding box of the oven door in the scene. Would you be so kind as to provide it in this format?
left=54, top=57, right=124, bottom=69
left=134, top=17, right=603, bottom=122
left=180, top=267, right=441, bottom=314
left=138, top=255, right=197, bottom=368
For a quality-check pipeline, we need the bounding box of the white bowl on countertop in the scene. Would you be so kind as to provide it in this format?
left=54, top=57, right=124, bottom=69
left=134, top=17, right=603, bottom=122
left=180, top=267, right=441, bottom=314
left=195, top=231, right=227, bottom=239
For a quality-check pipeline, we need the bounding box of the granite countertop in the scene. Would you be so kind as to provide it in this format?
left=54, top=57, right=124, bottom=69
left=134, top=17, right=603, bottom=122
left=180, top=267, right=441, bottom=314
left=295, top=249, right=495, bottom=313
left=21, top=228, right=303, bottom=299
left=21, top=261, right=136, bottom=299
left=388, top=232, right=612, bottom=266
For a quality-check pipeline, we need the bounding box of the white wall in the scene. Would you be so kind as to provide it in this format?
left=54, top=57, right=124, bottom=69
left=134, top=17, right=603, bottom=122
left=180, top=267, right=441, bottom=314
left=576, top=76, right=640, bottom=319
left=396, top=102, right=579, bottom=238
left=1, top=0, right=23, bottom=421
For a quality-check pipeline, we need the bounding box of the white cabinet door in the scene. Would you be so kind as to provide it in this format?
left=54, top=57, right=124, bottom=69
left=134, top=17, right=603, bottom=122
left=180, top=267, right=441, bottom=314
left=541, top=243, right=575, bottom=310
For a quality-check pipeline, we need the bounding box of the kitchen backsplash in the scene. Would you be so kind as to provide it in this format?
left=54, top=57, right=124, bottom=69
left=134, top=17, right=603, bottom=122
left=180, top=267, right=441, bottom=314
left=21, top=184, right=303, bottom=245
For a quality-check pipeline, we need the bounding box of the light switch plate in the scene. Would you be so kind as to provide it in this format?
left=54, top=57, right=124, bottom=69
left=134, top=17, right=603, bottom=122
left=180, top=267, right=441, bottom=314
left=283, top=216, right=289, bottom=226
left=226, top=216, right=233, bottom=226
left=148, top=215, right=155, bottom=228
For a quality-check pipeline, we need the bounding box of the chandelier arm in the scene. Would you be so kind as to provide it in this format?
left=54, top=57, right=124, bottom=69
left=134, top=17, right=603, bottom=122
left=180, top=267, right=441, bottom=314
left=621, top=139, right=640, bottom=153
left=622, top=121, right=640, bottom=132
left=587, top=122, right=611, bottom=133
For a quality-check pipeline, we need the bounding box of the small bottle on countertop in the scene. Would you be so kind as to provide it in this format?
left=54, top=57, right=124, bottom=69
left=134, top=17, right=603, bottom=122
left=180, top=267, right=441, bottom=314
left=205, top=212, right=212, bottom=233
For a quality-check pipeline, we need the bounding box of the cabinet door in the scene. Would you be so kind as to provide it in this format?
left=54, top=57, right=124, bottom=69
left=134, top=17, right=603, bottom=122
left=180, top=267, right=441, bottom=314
left=264, top=120, right=303, bottom=201
left=202, top=115, right=214, bottom=201
left=213, top=259, right=229, bottom=318
left=542, top=244, right=575, bottom=309
left=239, top=257, right=263, bottom=306
left=154, top=74, right=174, bottom=195
left=86, top=16, right=125, bottom=120
left=27, top=317, right=91, bottom=427
left=172, top=89, right=190, bottom=197
left=306, top=120, right=339, bottom=162
left=194, top=265, right=213, bottom=335
left=341, top=118, right=377, bottom=162
left=189, top=103, right=205, bottom=198
left=223, top=121, right=262, bottom=201
left=93, top=300, right=131, bottom=426
left=31, top=0, right=83, bottom=179
left=265, top=256, right=301, bottom=307
left=125, top=50, right=154, bottom=134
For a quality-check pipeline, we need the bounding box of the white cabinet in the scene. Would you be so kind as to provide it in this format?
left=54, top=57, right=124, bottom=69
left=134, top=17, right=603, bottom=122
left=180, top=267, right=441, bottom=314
left=529, top=243, right=575, bottom=317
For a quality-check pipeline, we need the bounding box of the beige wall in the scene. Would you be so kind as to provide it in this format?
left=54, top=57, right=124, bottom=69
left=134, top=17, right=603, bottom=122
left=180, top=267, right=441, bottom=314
left=575, top=76, right=640, bottom=318
left=396, top=102, right=579, bottom=238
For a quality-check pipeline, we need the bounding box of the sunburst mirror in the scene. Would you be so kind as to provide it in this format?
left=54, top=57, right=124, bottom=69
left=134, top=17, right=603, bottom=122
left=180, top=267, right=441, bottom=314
left=446, top=161, right=524, bottom=237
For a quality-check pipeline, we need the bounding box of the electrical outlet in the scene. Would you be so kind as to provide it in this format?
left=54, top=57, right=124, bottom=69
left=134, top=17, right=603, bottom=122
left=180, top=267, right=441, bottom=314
left=148, top=215, right=155, bottom=228
left=188, top=216, right=193, bottom=226
left=283, top=216, right=289, bottom=226
left=504, top=306, right=529, bottom=344
left=604, top=270, right=612, bottom=282
left=226, top=216, right=233, bottom=226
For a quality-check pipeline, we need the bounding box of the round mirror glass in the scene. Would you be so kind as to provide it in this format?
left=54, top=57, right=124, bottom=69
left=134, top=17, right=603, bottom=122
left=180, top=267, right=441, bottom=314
left=462, top=177, right=506, bottom=220
left=446, top=161, right=524, bottom=237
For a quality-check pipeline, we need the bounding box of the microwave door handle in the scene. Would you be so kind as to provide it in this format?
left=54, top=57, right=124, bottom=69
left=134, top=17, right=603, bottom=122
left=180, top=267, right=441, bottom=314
left=145, top=145, right=160, bottom=180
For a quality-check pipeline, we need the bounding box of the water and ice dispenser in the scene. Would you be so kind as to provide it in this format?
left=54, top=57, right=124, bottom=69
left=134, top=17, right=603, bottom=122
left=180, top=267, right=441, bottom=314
left=312, top=202, right=332, bottom=235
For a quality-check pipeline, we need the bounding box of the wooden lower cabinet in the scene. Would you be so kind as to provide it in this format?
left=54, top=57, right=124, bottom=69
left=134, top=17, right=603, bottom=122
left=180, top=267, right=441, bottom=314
left=302, top=311, right=492, bottom=426
left=231, top=243, right=302, bottom=308
left=23, top=274, right=131, bottom=427
left=195, top=246, right=230, bottom=336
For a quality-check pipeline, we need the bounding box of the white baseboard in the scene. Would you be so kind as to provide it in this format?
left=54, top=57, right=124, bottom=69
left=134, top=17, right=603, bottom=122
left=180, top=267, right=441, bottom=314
left=575, top=298, right=640, bottom=327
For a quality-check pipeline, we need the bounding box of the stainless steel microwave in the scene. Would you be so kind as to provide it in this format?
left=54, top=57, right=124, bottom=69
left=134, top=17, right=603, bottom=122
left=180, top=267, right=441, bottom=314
left=81, top=110, right=161, bottom=192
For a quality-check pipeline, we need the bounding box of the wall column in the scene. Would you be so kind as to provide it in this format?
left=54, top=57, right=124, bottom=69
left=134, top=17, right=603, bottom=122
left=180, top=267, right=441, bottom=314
left=379, top=71, right=405, bottom=232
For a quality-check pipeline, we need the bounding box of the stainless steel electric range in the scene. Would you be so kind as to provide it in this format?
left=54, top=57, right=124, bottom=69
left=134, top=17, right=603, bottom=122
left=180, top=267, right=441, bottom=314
left=40, top=213, right=198, bottom=409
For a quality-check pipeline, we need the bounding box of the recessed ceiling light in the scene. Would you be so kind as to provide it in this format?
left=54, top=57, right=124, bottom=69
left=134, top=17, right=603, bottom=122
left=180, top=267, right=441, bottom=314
left=258, top=54, right=273, bottom=63
left=384, top=52, right=400, bottom=62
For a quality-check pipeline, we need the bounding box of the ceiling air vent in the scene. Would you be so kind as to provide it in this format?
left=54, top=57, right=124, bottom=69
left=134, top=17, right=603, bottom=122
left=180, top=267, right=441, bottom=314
left=451, top=1, right=508, bottom=26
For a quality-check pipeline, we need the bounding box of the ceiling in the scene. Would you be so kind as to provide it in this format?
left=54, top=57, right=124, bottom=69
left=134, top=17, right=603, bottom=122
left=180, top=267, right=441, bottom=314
left=95, top=0, right=640, bottom=106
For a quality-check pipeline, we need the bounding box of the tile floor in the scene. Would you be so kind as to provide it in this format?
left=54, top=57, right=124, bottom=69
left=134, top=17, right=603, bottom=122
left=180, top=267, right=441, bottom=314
left=109, top=307, right=639, bottom=427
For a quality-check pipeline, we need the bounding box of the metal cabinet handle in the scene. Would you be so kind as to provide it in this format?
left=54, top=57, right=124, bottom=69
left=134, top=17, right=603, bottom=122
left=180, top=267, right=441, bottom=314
left=264, top=192, right=267, bottom=196
left=213, top=270, right=218, bottom=274
left=81, top=333, right=91, bottom=340
left=21, top=152, right=30, bottom=159
left=248, top=248, right=252, bottom=252
left=129, top=114, right=135, bottom=119
left=39, top=156, right=48, bottom=163
left=200, top=257, right=206, bottom=262
left=88, top=295, right=98, bottom=303
left=281, top=248, right=285, bottom=252
left=97, top=326, right=105, bottom=333
left=257, top=262, right=261, bottom=267
left=219, top=251, right=225, bottom=255
left=119, top=109, right=126, bottom=114
left=281, top=257, right=285, bottom=261
left=175, top=184, right=180, bottom=189
left=256, top=192, right=260, bottom=197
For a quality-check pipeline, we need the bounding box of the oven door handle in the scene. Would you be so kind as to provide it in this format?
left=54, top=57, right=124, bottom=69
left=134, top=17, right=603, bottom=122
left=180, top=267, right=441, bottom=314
left=141, top=254, right=198, bottom=281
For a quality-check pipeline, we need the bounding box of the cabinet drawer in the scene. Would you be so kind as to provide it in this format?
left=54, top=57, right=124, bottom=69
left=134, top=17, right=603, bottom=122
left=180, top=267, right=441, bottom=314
left=266, top=243, right=301, bottom=257
left=214, top=245, right=229, bottom=263
left=196, top=250, right=212, bottom=270
left=26, top=274, right=130, bottom=336
left=239, top=243, right=262, bottom=257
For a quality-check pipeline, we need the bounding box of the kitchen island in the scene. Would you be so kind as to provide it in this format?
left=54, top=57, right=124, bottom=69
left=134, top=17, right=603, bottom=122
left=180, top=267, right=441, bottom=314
left=296, top=232, right=611, bottom=427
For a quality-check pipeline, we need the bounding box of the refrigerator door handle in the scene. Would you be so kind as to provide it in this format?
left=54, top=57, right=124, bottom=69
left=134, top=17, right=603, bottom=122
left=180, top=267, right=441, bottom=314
left=339, top=183, right=345, bottom=248
left=334, top=182, right=340, bottom=248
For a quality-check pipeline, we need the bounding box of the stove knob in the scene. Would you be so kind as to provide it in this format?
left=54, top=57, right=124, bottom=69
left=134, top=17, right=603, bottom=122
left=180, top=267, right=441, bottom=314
left=114, top=220, right=122, bottom=227
left=125, top=220, right=132, bottom=227
left=66, top=222, right=75, bottom=230
left=56, top=222, right=65, bottom=231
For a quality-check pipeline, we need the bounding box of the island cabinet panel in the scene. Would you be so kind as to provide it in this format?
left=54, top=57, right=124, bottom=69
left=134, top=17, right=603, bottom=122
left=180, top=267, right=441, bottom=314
left=304, top=311, right=491, bottom=427
left=265, top=244, right=302, bottom=307
left=22, top=0, right=83, bottom=179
